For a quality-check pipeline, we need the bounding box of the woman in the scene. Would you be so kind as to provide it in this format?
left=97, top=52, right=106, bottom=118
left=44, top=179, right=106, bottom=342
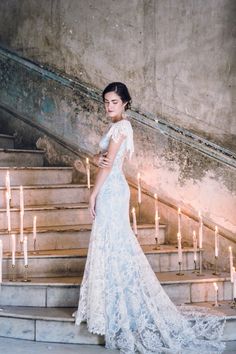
left=75, top=82, right=225, bottom=353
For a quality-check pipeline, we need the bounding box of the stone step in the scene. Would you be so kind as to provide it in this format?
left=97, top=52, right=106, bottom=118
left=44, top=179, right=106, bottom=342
left=0, top=148, right=45, bottom=167
left=0, top=184, right=90, bottom=208
left=0, top=306, right=104, bottom=344
left=0, top=203, right=92, bottom=230
left=1, top=247, right=205, bottom=278
left=0, top=167, right=73, bottom=186
left=0, top=272, right=232, bottom=307
left=0, top=224, right=167, bottom=251
left=0, top=134, right=14, bottom=149
left=0, top=300, right=234, bottom=344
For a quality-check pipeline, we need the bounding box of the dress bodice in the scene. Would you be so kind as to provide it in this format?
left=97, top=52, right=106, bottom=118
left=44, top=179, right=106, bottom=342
left=99, top=119, right=134, bottom=171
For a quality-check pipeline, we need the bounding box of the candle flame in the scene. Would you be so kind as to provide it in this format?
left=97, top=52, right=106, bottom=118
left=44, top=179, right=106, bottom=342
left=132, top=207, right=135, bottom=213
left=229, top=246, right=232, bottom=251
left=198, top=210, right=201, bottom=218
left=178, top=208, right=181, bottom=214
left=86, top=157, right=89, bottom=164
left=213, top=282, right=218, bottom=291
left=154, top=193, right=157, bottom=199
left=177, top=232, right=181, bottom=239
left=137, top=172, right=140, bottom=180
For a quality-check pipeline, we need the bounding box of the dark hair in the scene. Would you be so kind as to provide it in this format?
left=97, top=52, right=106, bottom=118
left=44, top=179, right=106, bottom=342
left=102, top=82, right=132, bottom=110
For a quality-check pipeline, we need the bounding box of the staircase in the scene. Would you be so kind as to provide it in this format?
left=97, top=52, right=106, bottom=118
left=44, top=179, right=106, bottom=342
left=0, top=132, right=235, bottom=346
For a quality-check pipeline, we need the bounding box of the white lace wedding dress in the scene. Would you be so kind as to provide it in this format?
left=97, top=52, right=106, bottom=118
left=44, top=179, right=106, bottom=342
left=75, top=119, right=226, bottom=354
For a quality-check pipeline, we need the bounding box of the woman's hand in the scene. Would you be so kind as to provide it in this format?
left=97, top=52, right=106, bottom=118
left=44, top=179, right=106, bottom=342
left=94, top=152, right=112, bottom=168
left=89, top=194, right=96, bottom=219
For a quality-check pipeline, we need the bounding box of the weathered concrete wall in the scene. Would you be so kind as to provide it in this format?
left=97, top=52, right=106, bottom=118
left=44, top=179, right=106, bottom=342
left=0, top=0, right=235, bottom=150
left=0, top=53, right=235, bottom=243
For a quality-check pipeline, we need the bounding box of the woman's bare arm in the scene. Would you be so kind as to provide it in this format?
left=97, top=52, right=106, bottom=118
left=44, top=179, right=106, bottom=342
left=89, top=135, right=126, bottom=218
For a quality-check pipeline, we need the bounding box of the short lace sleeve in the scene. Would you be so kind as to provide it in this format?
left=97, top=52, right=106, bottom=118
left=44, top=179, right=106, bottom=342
left=108, top=119, right=134, bottom=159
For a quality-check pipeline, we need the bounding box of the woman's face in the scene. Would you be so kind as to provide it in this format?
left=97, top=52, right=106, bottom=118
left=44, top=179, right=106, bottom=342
left=104, top=91, right=126, bottom=122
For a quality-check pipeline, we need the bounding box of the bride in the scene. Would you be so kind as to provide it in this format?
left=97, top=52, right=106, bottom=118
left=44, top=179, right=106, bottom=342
left=74, top=82, right=225, bottom=353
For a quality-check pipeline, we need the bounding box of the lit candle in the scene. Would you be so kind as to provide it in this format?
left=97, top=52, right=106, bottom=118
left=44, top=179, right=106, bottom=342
left=213, top=282, right=218, bottom=303
left=229, top=246, right=233, bottom=282
left=198, top=211, right=203, bottom=249
left=6, top=191, right=11, bottom=232
left=132, top=207, right=138, bottom=236
left=233, top=268, right=236, bottom=300
left=20, top=186, right=24, bottom=215
left=23, top=236, right=28, bottom=266
left=214, top=226, right=219, bottom=258
left=20, top=212, right=24, bottom=243
left=177, top=232, right=182, bottom=263
left=86, top=158, right=90, bottom=189
left=0, top=239, right=2, bottom=283
left=33, top=216, right=37, bottom=241
left=177, top=208, right=181, bottom=235
left=20, top=186, right=24, bottom=243
left=11, top=234, right=16, bottom=266
left=5, top=170, right=11, bottom=201
left=155, top=210, right=159, bottom=241
left=137, top=173, right=141, bottom=204
left=193, top=230, right=197, bottom=262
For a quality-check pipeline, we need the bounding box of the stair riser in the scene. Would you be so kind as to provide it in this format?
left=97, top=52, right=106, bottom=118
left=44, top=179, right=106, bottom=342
left=136, top=228, right=165, bottom=245
left=1, top=250, right=217, bottom=279
left=0, top=187, right=90, bottom=208
left=0, top=152, right=44, bottom=167
left=0, top=315, right=233, bottom=344
left=0, top=231, right=91, bottom=251
left=146, top=252, right=200, bottom=272
left=163, top=280, right=232, bottom=304
left=0, top=208, right=92, bottom=229
left=0, top=281, right=233, bottom=308
left=0, top=169, right=72, bottom=186
left=0, top=136, right=14, bottom=149
left=0, top=284, right=80, bottom=307
left=0, top=228, right=166, bottom=251
left=2, top=257, right=86, bottom=278
left=0, top=317, right=104, bottom=344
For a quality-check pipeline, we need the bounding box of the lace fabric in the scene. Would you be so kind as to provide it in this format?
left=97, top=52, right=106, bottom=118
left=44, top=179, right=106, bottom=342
left=75, top=119, right=225, bottom=353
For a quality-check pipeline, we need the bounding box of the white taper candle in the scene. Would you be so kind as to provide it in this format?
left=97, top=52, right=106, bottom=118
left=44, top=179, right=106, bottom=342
left=11, top=234, right=16, bottom=266
left=23, top=236, right=28, bottom=266
left=5, top=170, right=11, bottom=201
left=215, top=226, right=219, bottom=258
left=86, top=158, right=90, bottom=189
left=6, top=191, right=11, bottom=232
left=33, top=216, right=37, bottom=241
left=177, top=232, right=182, bottom=263
left=132, top=207, right=138, bottom=236
left=193, top=230, right=197, bottom=262
left=177, top=208, right=181, bottom=235
left=229, top=246, right=233, bottom=283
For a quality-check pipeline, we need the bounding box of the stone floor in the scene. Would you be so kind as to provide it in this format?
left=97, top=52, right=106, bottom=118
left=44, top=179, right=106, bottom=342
left=0, top=338, right=236, bottom=354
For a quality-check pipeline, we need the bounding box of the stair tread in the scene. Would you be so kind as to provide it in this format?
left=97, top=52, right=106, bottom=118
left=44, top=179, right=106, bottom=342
left=0, top=301, right=234, bottom=322
left=2, top=245, right=201, bottom=259
left=0, top=202, right=89, bottom=212
left=0, top=167, right=73, bottom=170
left=0, top=223, right=166, bottom=235
left=1, top=270, right=230, bottom=285
left=0, top=184, right=89, bottom=190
